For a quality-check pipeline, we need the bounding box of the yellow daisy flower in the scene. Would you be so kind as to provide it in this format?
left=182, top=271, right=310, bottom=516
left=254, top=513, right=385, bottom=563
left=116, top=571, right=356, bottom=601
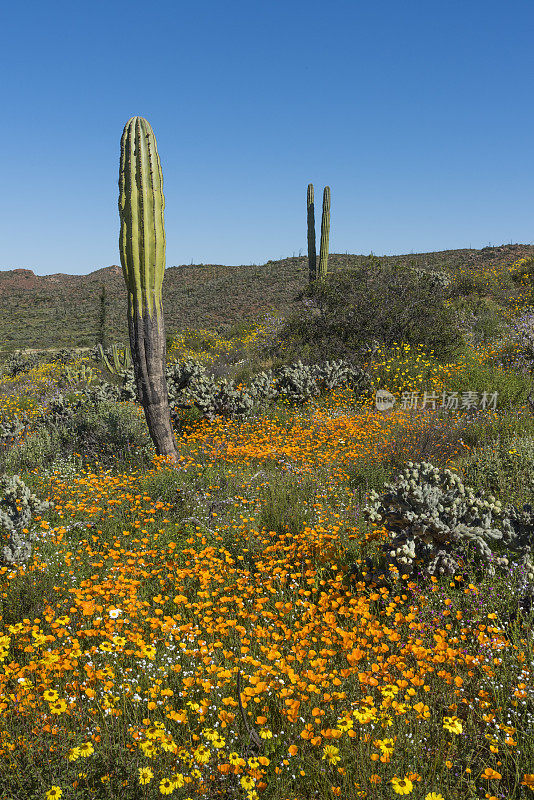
left=443, top=716, right=463, bottom=735
left=159, top=777, right=175, bottom=795
left=138, top=766, right=154, bottom=785
left=49, top=699, right=68, bottom=715
left=322, top=745, right=341, bottom=765
left=391, top=776, right=414, bottom=795
left=68, top=747, right=81, bottom=762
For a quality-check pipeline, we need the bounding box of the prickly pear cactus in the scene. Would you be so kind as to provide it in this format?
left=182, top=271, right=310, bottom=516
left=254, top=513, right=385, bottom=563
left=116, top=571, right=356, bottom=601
left=360, top=462, right=509, bottom=589
left=0, top=474, right=50, bottom=570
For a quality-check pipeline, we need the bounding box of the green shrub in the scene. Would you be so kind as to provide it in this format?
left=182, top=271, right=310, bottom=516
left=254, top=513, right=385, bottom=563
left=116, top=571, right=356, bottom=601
left=449, top=271, right=500, bottom=298
left=270, top=262, right=464, bottom=364
left=2, top=400, right=153, bottom=474
left=258, top=470, right=318, bottom=538
left=444, top=356, right=530, bottom=410
left=453, top=434, right=534, bottom=507
left=457, top=408, right=534, bottom=449
left=380, top=410, right=472, bottom=473
left=449, top=296, right=508, bottom=345
left=1, top=427, right=62, bottom=474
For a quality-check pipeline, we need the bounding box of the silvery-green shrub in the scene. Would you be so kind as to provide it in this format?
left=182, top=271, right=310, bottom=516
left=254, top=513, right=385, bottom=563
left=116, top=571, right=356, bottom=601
left=271, top=360, right=321, bottom=405
left=359, top=461, right=529, bottom=590
left=0, top=474, right=50, bottom=569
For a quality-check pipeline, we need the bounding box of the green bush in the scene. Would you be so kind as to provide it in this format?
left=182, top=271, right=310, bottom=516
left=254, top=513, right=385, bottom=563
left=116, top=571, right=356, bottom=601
left=270, top=262, right=463, bottom=365
left=453, top=434, right=534, bottom=507
left=444, top=357, right=530, bottom=410
left=1, top=427, right=62, bottom=474
left=457, top=408, right=534, bottom=449
left=2, top=400, right=153, bottom=474
left=449, top=296, right=508, bottom=345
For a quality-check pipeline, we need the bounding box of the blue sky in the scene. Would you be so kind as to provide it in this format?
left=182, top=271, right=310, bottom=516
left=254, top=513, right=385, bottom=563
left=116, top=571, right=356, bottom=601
left=1, top=0, right=533, bottom=276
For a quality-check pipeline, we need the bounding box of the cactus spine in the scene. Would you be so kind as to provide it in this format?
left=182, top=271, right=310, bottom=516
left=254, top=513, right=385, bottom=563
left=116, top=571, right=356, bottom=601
left=307, top=184, right=316, bottom=283
left=318, top=186, right=330, bottom=280
left=118, top=116, right=178, bottom=462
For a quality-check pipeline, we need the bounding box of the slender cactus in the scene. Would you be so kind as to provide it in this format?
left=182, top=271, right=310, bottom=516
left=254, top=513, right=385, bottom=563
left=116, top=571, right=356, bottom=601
left=307, top=184, right=316, bottom=283
left=111, top=343, right=131, bottom=373
left=118, top=116, right=178, bottom=462
left=95, top=342, right=131, bottom=375
left=318, top=186, right=330, bottom=280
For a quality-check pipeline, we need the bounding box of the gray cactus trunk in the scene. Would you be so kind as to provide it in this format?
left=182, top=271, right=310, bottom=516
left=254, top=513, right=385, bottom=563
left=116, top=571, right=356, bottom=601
left=127, top=297, right=177, bottom=461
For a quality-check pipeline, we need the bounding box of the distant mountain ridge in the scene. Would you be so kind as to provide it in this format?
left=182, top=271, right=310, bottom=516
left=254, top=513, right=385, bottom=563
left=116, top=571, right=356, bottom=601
left=1, top=243, right=533, bottom=352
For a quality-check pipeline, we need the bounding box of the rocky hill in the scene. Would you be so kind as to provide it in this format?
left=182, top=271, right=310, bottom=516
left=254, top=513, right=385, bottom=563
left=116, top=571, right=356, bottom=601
left=1, top=243, right=533, bottom=352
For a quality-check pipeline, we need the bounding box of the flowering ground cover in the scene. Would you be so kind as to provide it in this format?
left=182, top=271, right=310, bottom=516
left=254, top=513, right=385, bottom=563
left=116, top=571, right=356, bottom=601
left=0, top=266, right=533, bottom=799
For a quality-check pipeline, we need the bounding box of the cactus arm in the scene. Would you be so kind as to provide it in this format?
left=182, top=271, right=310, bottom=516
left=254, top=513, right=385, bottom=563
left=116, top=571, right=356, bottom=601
left=112, top=343, right=121, bottom=373
left=307, top=183, right=317, bottom=283
left=118, top=116, right=177, bottom=461
left=318, top=186, right=330, bottom=280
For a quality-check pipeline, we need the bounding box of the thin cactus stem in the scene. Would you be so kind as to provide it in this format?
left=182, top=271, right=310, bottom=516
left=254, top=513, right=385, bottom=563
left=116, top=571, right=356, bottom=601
left=318, top=186, right=330, bottom=280
left=307, top=183, right=316, bottom=283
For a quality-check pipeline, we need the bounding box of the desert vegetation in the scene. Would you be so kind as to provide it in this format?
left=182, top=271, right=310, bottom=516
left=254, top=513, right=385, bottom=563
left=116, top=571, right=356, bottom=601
left=0, top=120, right=533, bottom=800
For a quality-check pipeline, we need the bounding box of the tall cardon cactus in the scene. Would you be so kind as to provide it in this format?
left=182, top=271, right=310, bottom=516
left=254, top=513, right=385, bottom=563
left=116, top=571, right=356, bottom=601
left=307, top=184, right=316, bottom=283
left=318, top=186, right=330, bottom=280
left=307, top=184, right=330, bottom=283
left=118, top=116, right=178, bottom=462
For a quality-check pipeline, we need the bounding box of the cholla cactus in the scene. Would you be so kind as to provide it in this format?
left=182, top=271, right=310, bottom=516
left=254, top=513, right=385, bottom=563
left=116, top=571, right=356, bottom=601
left=312, top=359, right=371, bottom=395
left=361, top=462, right=509, bottom=589
left=409, top=267, right=451, bottom=289
left=193, top=378, right=254, bottom=420
left=272, top=361, right=321, bottom=406
left=0, top=413, right=29, bottom=443
left=166, top=359, right=207, bottom=397
left=0, top=474, right=50, bottom=569
left=83, top=383, right=122, bottom=405
left=248, top=370, right=278, bottom=406
left=117, top=367, right=138, bottom=402
left=120, top=357, right=371, bottom=419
